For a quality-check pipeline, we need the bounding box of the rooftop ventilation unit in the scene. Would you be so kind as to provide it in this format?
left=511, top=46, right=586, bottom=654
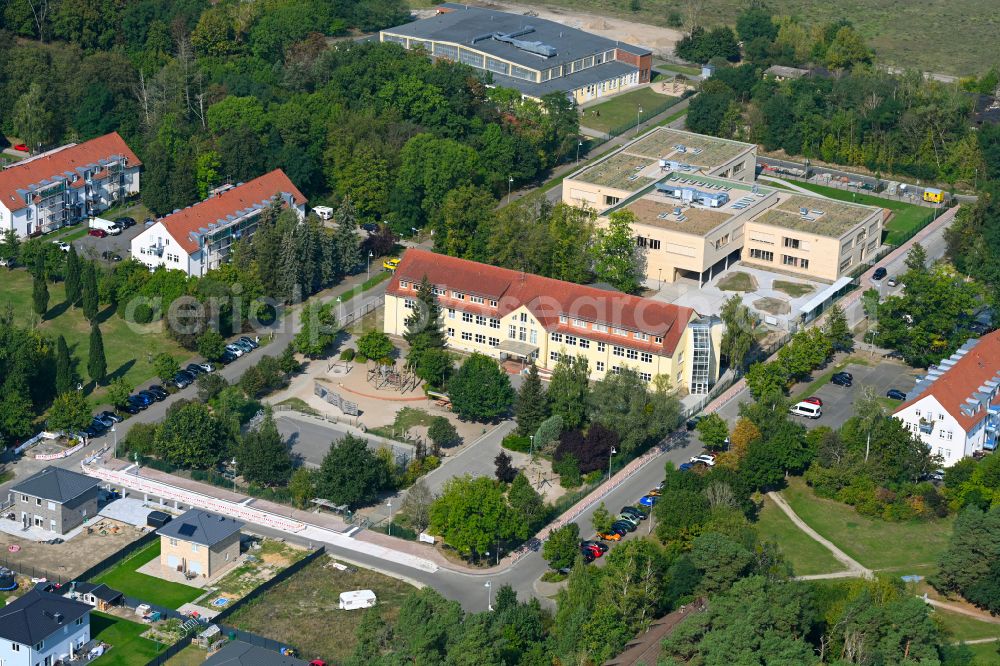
left=492, top=28, right=557, bottom=57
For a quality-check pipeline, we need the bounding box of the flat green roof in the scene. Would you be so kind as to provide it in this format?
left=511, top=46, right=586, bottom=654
left=625, top=127, right=754, bottom=167
left=572, top=152, right=658, bottom=190
left=751, top=193, right=878, bottom=236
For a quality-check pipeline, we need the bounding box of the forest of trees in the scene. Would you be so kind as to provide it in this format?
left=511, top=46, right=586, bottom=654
left=682, top=8, right=986, bottom=187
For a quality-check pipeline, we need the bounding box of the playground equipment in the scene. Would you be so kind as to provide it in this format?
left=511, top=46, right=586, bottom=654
left=366, top=360, right=418, bottom=393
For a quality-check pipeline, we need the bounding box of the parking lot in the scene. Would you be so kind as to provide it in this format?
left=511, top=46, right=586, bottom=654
left=72, top=217, right=147, bottom=263
left=792, top=359, right=921, bottom=430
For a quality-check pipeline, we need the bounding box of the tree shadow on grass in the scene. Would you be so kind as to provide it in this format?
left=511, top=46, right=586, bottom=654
left=106, top=359, right=136, bottom=384
left=96, top=304, right=117, bottom=325
left=44, top=300, right=71, bottom=321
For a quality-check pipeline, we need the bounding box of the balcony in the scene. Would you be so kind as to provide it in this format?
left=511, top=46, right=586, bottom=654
left=918, top=419, right=934, bottom=435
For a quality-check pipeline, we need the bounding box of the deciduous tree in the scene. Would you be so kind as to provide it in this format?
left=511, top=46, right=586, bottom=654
left=429, top=475, right=518, bottom=558
left=447, top=353, right=514, bottom=422
left=547, top=355, right=590, bottom=430
left=316, top=434, right=393, bottom=509
left=543, top=523, right=580, bottom=570
left=47, top=391, right=91, bottom=432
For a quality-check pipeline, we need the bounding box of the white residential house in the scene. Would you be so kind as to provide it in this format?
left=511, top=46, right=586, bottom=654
left=0, top=132, right=141, bottom=238
left=892, top=331, right=1000, bottom=467
left=130, top=169, right=306, bottom=277
left=0, top=589, right=92, bottom=666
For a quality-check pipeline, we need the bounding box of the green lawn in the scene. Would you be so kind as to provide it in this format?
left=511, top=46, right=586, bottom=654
left=717, top=271, right=757, bottom=292
left=0, top=269, right=190, bottom=408
left=165, top=644, right=208, bottom=666
left=93, top=541, right=202, bottom=609
left=781, top=477, right=953, bottom=571
left=932, top=608, right=1000, bottom=643
left=90, top=612, right=168, bottom=666
left=368, top=407, right=436, bottom=439
left=790, top=180, right=934, bottom=245
left=755, top=495, right=843, bottom=576
left=581, top=87, right=679, bottom=135
left=968, top=642, right=1000, bottom=665
left=772, top=280, right=815, bottom=297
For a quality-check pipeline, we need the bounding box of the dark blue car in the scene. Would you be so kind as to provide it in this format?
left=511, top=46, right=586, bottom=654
left=131, top=393, right=153, bottom=407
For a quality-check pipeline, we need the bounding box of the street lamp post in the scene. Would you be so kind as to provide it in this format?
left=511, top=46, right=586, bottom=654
left=635, top=105, right=643, bottom=136
left=231, top=458, right=237, bottom=492
left=507, top=176, right=514, bottom=203
left=608, top=447, right=617, bottom=481
left=367, top=251, right=373, bottom=279
left=529, top=435, right=534, bottom=455
left=576, top=139, right=583, bottom=163
left=411, top=227, right=418, bottom=239
left=485, top=580, right=492, bottom=611
left=387, top=500, right=393, bottom=537
left=111, top=425, right=117, bottom=460
left=658, top=268, right=662, bottom=289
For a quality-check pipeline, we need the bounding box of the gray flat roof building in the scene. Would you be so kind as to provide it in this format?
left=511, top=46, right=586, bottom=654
left=157, top=509, right=244, bottom=547
left=10, top=466, right=100, bottom=505
left=381, top=3, right=652, bottom=103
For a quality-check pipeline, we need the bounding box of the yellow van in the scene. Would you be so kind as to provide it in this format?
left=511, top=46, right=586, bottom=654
left=383, top=258, right=401, bottom=271
left=923, top=188, right=944, bottom=203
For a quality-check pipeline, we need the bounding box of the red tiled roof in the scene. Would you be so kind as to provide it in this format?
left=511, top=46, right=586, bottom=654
left=894, top=329, right=1000, bottom=430
left=157, top=170, right=306, bottom=254
left=388, top=249, right=697, bottom=354
left=0, top=132, right=140, bottom=212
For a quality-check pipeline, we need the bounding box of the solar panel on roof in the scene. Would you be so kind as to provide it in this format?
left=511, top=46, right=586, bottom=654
left=177, top=523, right=197, bottom=537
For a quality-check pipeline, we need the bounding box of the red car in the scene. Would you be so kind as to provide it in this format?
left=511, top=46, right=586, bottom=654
left=804, top=396, right=823, bottom=406
left=13, top=144, right=28, bottom=152
left=88, top=228, right=107, bottom=238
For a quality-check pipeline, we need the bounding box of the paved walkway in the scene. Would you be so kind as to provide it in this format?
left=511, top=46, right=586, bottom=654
left=767, top=491, right=872, bottom=580
left=923, top=597, right=1000, bottom=625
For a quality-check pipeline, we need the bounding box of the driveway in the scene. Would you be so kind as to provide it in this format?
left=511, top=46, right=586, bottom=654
left=72, top=220, right=145, bottom=264
left=792, top=360, right=920, bottom=431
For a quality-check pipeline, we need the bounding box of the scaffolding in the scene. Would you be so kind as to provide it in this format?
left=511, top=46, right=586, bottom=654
left=367, top=360, right=419, bottom=393
left=690, top=321, right=711, bottom=395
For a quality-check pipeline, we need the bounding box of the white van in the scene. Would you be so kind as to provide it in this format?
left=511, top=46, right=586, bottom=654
left=789, top=401, right=822, bottom=419
left=312, top=205, right=334, bottom=221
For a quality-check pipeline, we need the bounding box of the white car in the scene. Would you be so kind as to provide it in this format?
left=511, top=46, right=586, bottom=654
left=225, top=344, right=245, bottom=357
left=51, top=240, right=70, bottom=252
left=197, top=362, right=215, bottom=373
left=690, top=454, right=716, bottom=467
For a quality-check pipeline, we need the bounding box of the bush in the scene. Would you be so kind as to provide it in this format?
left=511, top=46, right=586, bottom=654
left=340, top=348, right=356, bottom=362
left=132, top=303, right=154, bottom=324
left=356, top=353, right=368, bottom=363
left=502, top=434, right=531, bottom=453
left=428, top=416, right=461, bottom=450
left=554, top=454, right=581, bottom=488
left=534, top=414, right=563, bottom=454
left=401, top=455, right=440, bottom=487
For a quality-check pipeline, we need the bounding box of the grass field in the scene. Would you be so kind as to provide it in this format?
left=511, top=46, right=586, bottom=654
left=227, top=556, right=417, bottom=664
left=772, top=280, right=814, bottom=297
left=90, top=612, right=167, bottom=666
left=0, top=269, right=189, bottom=408
left=581, top=87, right=678, bottom=135
left=513, top=0, right=996, bottom=76
left=93, top=541, right=202, bottom=609
left=755, top=495, right=843, bottom=576
left=164, top=644, right=207, bottom=666
left=932, top=608, right=1000, bottom=643
left=790, top=180, right=933, bottom=245
left=968, top=642, right=1000, bottom=665
left=717, top=271, right=757, bottom=291
left=782, top=477, right=953, bottom=571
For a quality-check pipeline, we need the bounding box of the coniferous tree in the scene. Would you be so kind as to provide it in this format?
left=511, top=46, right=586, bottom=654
left=32, top=265, right=49, bottom=316
left=515, top=362, right=548, bottom=436
left=55, top=335, right=74, bottom=394
left=88, top=321, right=106, bottom=384
left=64, top=245, right=81, bottom=306
left=333, top=198, right=362, bottom=279
left=277, top=229, right=300, bottom=304
left=403, top=276, right=448, bottom=383
left=81, top=261, right=99, bottom=322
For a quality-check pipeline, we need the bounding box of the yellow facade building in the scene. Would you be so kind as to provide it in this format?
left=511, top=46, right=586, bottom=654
left=156, top=509, right=243, bottom=581
left=384, top=250, right=723, bottom=394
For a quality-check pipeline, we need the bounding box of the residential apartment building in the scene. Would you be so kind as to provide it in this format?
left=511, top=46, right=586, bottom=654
left=130, top=170, right=306, bottom=277
left=562, top=127, right=758, bottom=213
left=0, top=132, right=141, bottom=238
left=7, top=466, right=100, bottom=535
left=893, top=331, right=1000, bottom=467
left=0, top=589, right=92, bottom=666
left=380, top=3, right=651, bottom=103
left=600, top=172, right=883, bottom=285
left=384, top=250, right=723, bottom=394
left=157, top=509, right=244, bottom=580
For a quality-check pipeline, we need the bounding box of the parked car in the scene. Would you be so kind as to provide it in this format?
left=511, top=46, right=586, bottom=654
left=88, top=228, right=107, bottom=238
left=790, top=401, right=822, bottom=419
left=646, top=488, right=662, bottom=497
left=690, top=454, right=716, bottom=467
left=638, top=495, right=658, bottom=508
left=678, top=462, right=694, bottom=472
left=581, top=540, right=609, bottom=554
left=580, top=549, right=596, bottom=564
left=887, top=277, right=898, bottom=287
left=13, top=143, right=28, bottom=152
left=232, top=339, right=254, bottom=353
left=225, top=344, right=245, bottom=357
left=580, top=543, right=602, bottom=558
left=83, top=425, right=100, bottom=438
left=803, top=396, right=823, bottom=406
left=220, top=349, right=238, bottom=364
left=172, top=371, right=195, bottom=389
left=928, top=469, right=945, bottom=482
left=620, top=506, right=646, bottom=520
left=685, top=415, right=704, bottom=431
left=616, top=513, right=640, bottom=527
left=114, top=216, right=136, bottom=229
left=185, top=363, right=206, bottom=376
left=597, top=531, right=622, bottom=542
left=146, top=385, right=168, bottom=400
left=872, top=267, right=887, bottom=281
left=88, top=419, right=108, bottom=434
left=98, top=410, right=122, bottom=424
left=361, top=223, right=378, bottom=234
left=100, top=251, right=123, bottom=261
left=883, top=350, right=904, bottom=360
left=125, top=395, right=147, bottom=411
left=51, top=240, right=70, bottom=252
left=611, top=519, right=637, bottom=533
left=197, top=362, right=215, bottom=373
left=831, top=372, right=854, bottom=387
left=131, top=392, right=153, bottom=407
left=383, top=257, right=400, bottom=271
left=886, top=388, right=907, bottom=400
left=238, top=336, right=259, bottom=349
left=93, top=414, right=115, bottom=429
